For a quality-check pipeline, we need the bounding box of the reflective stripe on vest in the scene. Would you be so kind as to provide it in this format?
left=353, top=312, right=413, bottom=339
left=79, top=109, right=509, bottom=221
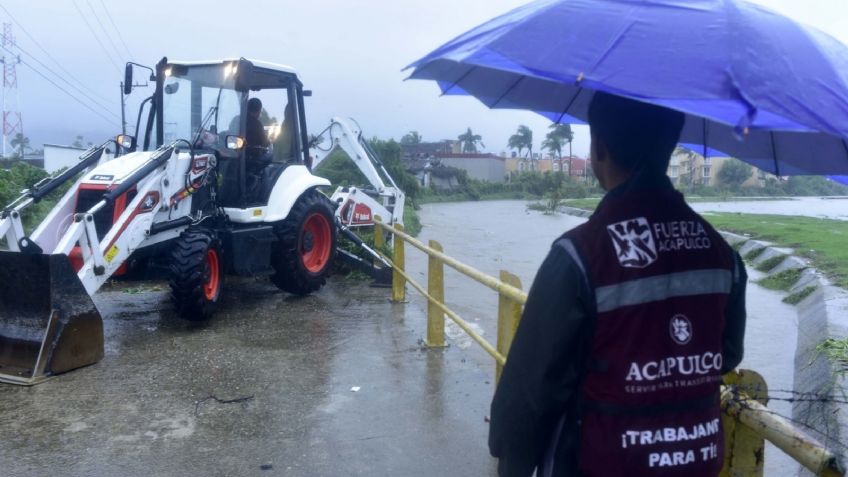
left=595, top=269, right=732, bottom=313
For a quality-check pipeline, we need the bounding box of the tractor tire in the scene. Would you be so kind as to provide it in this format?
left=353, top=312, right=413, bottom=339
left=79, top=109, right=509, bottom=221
left=169, top=227, right=223, bottom=320
left=270, top=189, right=336, bottom=295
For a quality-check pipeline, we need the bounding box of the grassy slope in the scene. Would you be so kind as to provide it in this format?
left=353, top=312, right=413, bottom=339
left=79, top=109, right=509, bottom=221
left=704, top=213, right=848, bottom=288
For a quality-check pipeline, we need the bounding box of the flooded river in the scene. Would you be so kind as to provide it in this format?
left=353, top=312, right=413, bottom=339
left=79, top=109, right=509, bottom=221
left=692, top=196, right=848, bottom=220
left=406, top=200, right=799, bottom=475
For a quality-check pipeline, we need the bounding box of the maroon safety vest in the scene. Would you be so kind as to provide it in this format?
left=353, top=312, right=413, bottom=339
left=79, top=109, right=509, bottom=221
left=565, top=186, right=735, bottom=476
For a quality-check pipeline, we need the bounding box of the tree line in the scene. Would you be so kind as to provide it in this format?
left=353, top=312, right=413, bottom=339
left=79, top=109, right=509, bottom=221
left=401, top=124, right=575, bottom=160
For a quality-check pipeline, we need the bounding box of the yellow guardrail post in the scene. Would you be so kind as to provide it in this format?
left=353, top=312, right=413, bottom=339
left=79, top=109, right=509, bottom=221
left=496, top=271, right=523, bottom=383
left=720, top=369, right=767, bottom=477
left=391, top=223, right=406, bottom=302
left=721, top=370, right=844, bottom=477
left=374, top=215, right=384, bottom=250
left=426, top=240, right=446, bottom=347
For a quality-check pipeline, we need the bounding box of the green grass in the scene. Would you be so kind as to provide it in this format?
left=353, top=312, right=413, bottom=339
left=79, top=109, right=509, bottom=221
left=706, top=213, right=848, bottom=289
left=403, top=202, right=422, bottom=237
left=754, top=254, right=787, bottom=272
left=783, top=286, right=817, bottom=305
left=758, top=268, right=804, bottom=291
left=564, top=197, right=602, bottom=210
left=743, top=247, right=766, bottom=262
left=816, top=337, right=848, bottom=370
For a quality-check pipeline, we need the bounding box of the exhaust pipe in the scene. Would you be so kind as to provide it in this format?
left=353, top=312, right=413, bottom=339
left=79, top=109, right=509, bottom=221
left=0, top=252, right=103, bottom=385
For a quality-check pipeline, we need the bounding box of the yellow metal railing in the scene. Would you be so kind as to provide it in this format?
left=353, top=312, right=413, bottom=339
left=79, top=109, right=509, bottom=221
left=373, top=217, right=844, bottom=477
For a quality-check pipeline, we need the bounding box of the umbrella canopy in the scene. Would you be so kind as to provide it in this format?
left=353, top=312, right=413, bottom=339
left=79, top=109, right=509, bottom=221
left=405, top=0, right=848, bottom=176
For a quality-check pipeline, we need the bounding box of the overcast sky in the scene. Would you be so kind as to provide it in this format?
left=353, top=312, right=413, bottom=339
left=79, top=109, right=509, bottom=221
left=2, top=0, right=847, bottom=157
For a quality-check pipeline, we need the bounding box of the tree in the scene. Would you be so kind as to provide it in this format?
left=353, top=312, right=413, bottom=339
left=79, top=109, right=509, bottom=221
left=72, top=135, right=85, bottom=148
left=508, top=125, right=533, bottom=158
left=717, top=159, right=753, bottom=188
left=400, top=131, right=423, bottom=145
left=542, top=132, right=563, bottom=160
left=548, top=124, right=574, bottom=171
left=457, top=127, right=484, bottom=153
left=10, top=133, right=31, bottom=157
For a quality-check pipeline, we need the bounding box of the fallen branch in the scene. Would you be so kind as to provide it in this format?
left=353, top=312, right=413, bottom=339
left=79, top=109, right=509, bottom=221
left=194, top=394, right=255, bottom=416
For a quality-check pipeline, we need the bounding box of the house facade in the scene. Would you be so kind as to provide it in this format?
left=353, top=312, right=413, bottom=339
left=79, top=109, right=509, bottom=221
left=435, top=153, right=507, bottom=183
left=669, top=150, right=777, bottom=188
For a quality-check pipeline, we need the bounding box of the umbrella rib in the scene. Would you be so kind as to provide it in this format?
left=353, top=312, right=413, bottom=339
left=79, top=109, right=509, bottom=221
left=770, top=131, right=781, bottom=177
left=489, top=76, right=525, bottom=108
left=554, top=88, right=584, bottom=124
left=842, top=139, right=848, bottom=165
left=439, top=66, right=477, bottom=97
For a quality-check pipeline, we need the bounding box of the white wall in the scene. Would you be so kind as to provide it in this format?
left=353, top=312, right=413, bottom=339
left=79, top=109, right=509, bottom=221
left=44, top=144, right=87, bottom=173
left=440, top=157, right=506, bottom=183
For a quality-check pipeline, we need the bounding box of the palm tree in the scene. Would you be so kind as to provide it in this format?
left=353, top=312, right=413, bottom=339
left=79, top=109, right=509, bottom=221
left=401, top=131, right=423, bottom=145
left=508, top=125, right=533, bottom=158
left=457, top=127, right=484, bottom=153
left=542, top=132, right=564, bottom=159
left=10, top=133, right=30, bottom=158
left=548, top=124, right=574, bottom=173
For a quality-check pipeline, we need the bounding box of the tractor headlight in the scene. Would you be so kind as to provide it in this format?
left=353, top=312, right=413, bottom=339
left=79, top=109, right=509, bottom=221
left=226, top=135, right=245, bottom=150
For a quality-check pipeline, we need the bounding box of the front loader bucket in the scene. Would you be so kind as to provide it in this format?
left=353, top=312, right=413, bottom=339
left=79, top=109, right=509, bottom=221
left=0, top=251, right=103, bottom=385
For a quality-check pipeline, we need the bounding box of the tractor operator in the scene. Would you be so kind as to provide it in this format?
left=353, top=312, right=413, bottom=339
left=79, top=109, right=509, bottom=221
left=488, top=92, right=748, bottom=477
left=246, top=97, right=271, bottom=148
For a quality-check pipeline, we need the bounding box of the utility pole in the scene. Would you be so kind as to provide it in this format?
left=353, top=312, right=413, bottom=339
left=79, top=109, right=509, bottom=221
left=1, top=23, right=22, bottom=158
left=120, top=82, right=126, bottom=135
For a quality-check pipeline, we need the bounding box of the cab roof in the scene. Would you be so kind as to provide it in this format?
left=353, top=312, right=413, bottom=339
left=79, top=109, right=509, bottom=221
left=168, top=59, right=298, bottom=76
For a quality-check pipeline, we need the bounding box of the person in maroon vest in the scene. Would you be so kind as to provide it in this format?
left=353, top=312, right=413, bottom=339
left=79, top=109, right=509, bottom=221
left=489, top=92, right=747, bottom=477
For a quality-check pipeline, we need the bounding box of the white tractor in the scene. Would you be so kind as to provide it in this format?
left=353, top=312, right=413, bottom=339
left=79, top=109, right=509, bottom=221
left=0, top=57, right=403, bottom=385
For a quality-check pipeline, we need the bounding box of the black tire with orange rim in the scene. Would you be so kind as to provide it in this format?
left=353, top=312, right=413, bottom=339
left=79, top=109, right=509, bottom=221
left=169, top=227, right=223, bottom=320
left=270, top=189, right=336, bottom=295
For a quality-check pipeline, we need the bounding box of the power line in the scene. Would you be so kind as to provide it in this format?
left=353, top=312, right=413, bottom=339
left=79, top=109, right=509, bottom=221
left=0, top=44, right=120, bottom=126
left=7, top=36, right=117, bottom=116
left=20, top=60, right=119, bottom=126
left=71, top=0, right=121, bottom=73
left=86, top=0, right=124, bottom=64
left=0, top=3, right=111, bottom=105
left=98, top=0, right=133, bottom=60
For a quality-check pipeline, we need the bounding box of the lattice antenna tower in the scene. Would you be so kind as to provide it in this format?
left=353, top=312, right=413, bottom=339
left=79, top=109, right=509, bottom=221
left=1, top=23, right=22, bottom=158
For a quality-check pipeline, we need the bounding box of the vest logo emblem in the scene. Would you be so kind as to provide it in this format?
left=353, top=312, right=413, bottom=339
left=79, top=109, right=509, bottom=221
left=607, top=217, right=658, bottom=268
left=670, top=314, right=693, bottom=345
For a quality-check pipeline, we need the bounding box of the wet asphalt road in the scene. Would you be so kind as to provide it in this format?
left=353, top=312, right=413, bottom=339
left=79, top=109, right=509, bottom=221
left=0, top=277, right=498, bottom=477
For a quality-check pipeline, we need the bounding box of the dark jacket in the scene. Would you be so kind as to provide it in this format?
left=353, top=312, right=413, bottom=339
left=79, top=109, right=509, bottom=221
left=246, top=115, right=270, bottom=148
left=488, top=173, right=747, bottom=477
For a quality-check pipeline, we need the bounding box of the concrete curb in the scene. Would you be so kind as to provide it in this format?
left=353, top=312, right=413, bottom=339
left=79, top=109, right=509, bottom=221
left=793, top=285, right=848, bottom=476
left=718, top=232, right=848, bottom=474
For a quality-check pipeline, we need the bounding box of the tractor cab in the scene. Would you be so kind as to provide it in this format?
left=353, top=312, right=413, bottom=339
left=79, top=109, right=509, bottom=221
left=132, top=58, right=311, bottom=208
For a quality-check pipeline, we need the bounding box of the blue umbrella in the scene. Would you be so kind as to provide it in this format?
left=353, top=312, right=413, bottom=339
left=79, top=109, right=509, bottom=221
left=405, top=0, right=848, bottom=176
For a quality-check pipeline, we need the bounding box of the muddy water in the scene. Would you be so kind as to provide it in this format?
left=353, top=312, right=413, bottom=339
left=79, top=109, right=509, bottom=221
left=406, top=200, right=798, bottom=475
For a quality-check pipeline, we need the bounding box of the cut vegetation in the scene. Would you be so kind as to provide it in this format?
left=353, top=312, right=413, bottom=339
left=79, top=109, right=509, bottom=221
left=783, top=286, right=817, bottom=305
left=754, top=254, right=787, bottom=272
left=758, top=268, right=805, bottom=291
left=816, top=337, right=848, bottom=371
